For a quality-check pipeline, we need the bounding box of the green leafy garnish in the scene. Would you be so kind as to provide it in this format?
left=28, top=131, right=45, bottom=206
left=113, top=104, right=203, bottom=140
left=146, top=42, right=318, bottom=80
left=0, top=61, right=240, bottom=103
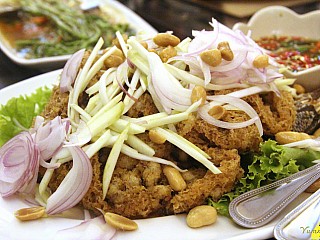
left=0, top=87, right=52, bottom=146
left=209, top=140, right=320, bottom=216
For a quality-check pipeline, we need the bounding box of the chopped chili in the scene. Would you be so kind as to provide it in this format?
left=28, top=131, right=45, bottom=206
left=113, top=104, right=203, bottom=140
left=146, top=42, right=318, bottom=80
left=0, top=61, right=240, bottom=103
left=255, top=36, right=320, bottom=72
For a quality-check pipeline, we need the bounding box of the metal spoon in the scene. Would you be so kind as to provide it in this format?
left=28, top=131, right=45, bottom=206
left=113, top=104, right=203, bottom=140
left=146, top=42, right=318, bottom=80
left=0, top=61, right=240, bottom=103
left=229, top=163, right=320, bottom=228
left=274, top=188, right=320, bottom=240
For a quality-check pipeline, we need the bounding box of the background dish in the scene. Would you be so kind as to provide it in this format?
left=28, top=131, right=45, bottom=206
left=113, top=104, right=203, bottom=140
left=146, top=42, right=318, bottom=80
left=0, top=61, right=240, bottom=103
left=0, top=0, right=157, bottom=70
left=0, top=70, right=312, bottom=240
left=233, top=6, right=320, bottom=92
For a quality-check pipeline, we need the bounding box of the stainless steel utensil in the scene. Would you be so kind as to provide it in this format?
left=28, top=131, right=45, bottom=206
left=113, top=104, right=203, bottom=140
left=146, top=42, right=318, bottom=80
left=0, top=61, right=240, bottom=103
left=229, top=163, right=320, bottom=228
left=274, top=188, right=320, bottom=240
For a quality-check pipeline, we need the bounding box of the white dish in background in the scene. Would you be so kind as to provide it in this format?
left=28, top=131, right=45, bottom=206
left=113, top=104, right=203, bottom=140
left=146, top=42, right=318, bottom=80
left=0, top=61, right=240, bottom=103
left=0, top=0, right=157, bottom=71
left=0, top=70, right=312, bottom=240
left=233, top=6, right=320, bottom=92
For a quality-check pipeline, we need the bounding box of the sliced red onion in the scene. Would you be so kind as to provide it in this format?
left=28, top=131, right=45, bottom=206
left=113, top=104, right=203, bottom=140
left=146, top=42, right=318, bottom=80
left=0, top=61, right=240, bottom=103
left=198, top=56, right=211, bottom=85
left=127, top=58, right=135, bottom=69
left=53, top=216, right=116, bottom=240
left=60, top=49, right=86, bottom=93
left=0, top=132, right=40, bottom=197
left=181, top=18, right=219, bottom=56
left=148, top=52, right=192, bottom=112
left=199, top=94, right=263, bottom=136
left=283, top=138, right=320, bottom=148
left=30, top=116, right=45, bottom=133
left=35, top=117, right=70, bottom=161
left=46, top=146, right=92, bottom=215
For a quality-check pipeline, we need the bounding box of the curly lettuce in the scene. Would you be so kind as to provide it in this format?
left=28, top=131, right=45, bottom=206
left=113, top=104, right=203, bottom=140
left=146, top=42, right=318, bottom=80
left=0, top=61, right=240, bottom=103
left=0, top=87, right=52, bottom=147
left=209, top=140, right=320, bottom=216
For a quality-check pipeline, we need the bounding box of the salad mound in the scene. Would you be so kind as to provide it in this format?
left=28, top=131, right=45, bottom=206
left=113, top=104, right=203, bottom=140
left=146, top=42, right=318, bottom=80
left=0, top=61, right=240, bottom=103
left=0, top=18, right=319, bottom=231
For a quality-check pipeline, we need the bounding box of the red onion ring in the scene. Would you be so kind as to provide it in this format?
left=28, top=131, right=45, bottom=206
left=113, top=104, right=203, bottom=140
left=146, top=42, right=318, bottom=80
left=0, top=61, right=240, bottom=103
left=46, top=146, right=92, bottom=215
left=0, top=132, right=40, bottom=197
left=54, top=216, right=116, bottom=240
left=60, top=49, right=86, bottom=93
left=35, top=117, right=69, bottom=161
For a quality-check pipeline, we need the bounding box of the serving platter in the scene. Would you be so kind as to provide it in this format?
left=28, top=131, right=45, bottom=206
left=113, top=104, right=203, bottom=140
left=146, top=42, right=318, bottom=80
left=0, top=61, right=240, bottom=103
left=0, top=0, right=157, bottom=70
left=0, top=70, right=311, bottom=240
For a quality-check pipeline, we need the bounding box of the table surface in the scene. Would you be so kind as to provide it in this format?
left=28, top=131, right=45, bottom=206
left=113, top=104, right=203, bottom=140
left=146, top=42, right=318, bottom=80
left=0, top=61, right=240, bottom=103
left=0, top=0, right=319, bottom=91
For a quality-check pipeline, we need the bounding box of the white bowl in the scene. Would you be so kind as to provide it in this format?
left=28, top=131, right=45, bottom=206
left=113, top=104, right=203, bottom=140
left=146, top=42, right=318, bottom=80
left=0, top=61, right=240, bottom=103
left=0, top=0, right=157, bottom=71
left=233, top=6, right=320, bottom=92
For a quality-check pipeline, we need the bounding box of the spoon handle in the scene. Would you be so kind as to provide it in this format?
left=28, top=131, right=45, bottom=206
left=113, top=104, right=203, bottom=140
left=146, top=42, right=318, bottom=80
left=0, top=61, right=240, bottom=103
left=274, top=188, right=320, bottom=240
left=229, top=163, right=320, bottom=228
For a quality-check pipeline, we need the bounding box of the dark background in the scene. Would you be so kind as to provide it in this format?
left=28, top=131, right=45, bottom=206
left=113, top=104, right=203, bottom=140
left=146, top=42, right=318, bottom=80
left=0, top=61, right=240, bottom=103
left=0, top=0, right=319, bottom=88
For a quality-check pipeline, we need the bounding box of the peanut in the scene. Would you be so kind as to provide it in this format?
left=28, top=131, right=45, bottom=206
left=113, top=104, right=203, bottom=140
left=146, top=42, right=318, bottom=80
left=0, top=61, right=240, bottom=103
left=112, top=34, right=128, bottom=49
left=275, top=131, right=311, bottom=145
left=15, top=206, right=46, bottom=221
left=186, top=205, right=217, bottom=228
left=191, top=86, right=207, bottom=106
left=104, top=48, right=125, bottom=68
left=314, top=128, right=320, bottom=138
left=217, top=41, right=234, bottom=61
left=293, top=83, right=306, bottom=94
left=139, top=41, right=148, bottom=49
left=163, top=166, right=187, bottom=191
left=153, top=33, right=180, bottom=47
left=104, top=212, right=138, bottom=231
left=200, top=49, right=222, bottom=67
left=208, top=105, right=226, bottom=120
left=149, top=129, right=166, bottom=144
left=159, top=46, right=177, bottom=62
left=253, top=54, right=269, bottom=68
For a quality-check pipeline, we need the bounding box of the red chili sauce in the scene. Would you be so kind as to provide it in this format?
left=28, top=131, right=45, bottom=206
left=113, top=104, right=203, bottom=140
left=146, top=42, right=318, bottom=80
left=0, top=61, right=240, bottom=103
left=0, top=11, right=56, bottom=58
left=255, top=36, right=320, bottom=72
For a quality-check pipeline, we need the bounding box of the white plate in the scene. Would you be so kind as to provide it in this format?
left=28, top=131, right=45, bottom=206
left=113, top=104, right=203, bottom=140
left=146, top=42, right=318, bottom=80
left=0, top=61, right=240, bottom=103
left=233, top=6, right=320, bottom=92
left=0, top=0, right=157, bottom=70
left=0, top=70, right=312, bottom=239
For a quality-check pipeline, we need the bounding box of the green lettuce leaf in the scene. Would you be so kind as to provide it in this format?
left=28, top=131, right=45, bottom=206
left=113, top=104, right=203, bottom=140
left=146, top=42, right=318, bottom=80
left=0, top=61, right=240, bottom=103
left=209, top=140, right=320, bottom=216
left=0, top=87, right=52, bottom=147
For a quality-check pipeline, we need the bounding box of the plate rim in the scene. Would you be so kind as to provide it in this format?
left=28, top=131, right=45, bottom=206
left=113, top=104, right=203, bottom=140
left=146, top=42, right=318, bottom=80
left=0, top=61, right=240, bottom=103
left=0, top=0, right=157, bottom=69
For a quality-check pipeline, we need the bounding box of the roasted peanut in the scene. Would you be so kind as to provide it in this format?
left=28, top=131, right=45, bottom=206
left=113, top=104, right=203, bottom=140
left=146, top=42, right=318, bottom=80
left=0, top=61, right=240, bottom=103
left=159, top=46, right=177, bottom=62
left=314, top=128, right=320, bottom=138
left=191, top=86, right=207, bottom=106
left=275, top=131, right=311, bottom=145
left=181, top=171, right=197, bottom=182
left=200, top=49, right=222, bottom=67
left=253, top=54, right=269, bottom=68
left=149, top=129, right=166, bottom=144
left=104, top=48, right=125, bottom=68
left=217, top=41, right=234, bottom=61
left=15, top=206, right=46, bottom=221
left=139, top=41, right=148, bottom=49
left=104, top=212, right=138, bottom=231
left=293, top=83, right=306, bottom=94
left=153, top=33, right=180, bottom=47
left=163, top=166, right=187, bottom=191
left=208, top=105, right=226, bottom=120
left=186, top=205, right=217, bottom=228
left=112, top=34, right=128, bottom=49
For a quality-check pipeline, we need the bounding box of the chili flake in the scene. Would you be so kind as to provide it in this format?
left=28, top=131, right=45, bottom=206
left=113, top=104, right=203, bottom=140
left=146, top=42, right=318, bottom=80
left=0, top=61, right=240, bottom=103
left=255, top=36, right=320, bottom=72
